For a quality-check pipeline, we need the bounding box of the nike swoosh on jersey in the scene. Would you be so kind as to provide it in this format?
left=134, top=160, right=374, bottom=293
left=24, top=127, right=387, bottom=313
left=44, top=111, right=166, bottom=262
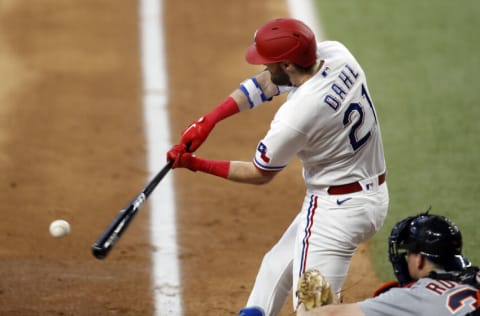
left=336, top=197, right=352, bottom=205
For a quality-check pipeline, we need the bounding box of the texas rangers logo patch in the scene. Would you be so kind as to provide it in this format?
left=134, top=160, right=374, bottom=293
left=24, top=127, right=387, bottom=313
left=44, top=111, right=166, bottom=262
left=257, top=142, right=270, bottom=163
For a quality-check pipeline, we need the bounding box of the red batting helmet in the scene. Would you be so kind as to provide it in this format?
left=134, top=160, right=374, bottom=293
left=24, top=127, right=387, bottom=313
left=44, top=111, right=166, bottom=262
left=245, top=18, right=317, bottom=68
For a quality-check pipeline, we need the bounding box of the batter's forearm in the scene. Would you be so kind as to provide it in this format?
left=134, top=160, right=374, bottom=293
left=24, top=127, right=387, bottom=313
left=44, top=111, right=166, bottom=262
left=230, top=89, right=255, bottom=112
left=187, top=158, right=277, bottom=185
left=231, top=70, right=280, bottom=111
left=227, top=161, right=277, bottom=185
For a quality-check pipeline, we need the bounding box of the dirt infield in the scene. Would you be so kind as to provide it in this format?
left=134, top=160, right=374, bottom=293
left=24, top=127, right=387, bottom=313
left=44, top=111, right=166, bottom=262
left=0, top=0, right=378, bottom=315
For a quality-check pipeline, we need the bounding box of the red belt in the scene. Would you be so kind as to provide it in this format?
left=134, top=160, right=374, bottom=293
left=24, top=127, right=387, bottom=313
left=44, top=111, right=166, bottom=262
left=327, top=173, right=386, bottom=195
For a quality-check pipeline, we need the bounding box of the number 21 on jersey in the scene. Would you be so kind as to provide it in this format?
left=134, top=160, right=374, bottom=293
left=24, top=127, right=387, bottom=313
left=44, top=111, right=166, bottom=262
left=342, top=83, right=378, bottom=151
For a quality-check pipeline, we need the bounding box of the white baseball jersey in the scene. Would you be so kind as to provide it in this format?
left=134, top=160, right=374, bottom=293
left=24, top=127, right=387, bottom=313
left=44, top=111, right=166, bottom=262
left=359, top=277, right=479, bottom=316
left=244, top=41, right=389, bottom=316
left=253, top=41, right=385, bottom=191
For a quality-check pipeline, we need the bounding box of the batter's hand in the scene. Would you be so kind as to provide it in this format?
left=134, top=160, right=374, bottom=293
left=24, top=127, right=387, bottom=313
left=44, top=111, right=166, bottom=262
left=180, top=116, right=215, bottom=152
left=166, top=144, right=198, bottom=170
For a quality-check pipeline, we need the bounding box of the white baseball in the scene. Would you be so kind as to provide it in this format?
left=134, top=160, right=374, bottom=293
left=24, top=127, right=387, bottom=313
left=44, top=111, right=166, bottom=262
left=49, top=219, right=71, bottom=238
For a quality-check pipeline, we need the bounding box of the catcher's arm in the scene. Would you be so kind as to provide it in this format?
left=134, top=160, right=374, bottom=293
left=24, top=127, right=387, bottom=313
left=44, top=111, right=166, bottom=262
left=296, top=302, right=365, bottom=316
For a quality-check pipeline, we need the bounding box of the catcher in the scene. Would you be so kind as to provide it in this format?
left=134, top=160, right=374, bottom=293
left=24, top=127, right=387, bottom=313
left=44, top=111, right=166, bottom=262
left=296, top=212, right=480, bottom=316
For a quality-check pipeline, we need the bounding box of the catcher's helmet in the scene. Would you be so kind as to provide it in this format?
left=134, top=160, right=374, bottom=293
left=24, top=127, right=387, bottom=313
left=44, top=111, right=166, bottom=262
left=388, top=212, right=467, bottom=285
left=245, top=18, right=317, bottom=68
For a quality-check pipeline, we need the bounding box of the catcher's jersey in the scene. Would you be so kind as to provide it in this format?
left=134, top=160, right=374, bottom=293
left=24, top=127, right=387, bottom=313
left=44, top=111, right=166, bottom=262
left=358, top=277, right=478, bottom=316
left=253, top=41, right=385, bottom=191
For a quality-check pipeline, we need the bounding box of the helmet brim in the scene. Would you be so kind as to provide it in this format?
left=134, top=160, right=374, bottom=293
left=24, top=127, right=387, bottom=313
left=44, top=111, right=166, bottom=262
left=245, top=43, right=280, bottom=65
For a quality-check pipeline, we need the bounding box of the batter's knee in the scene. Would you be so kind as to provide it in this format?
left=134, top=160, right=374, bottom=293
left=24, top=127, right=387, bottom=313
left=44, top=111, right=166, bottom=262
left=238, top=306, right=265, bottom=316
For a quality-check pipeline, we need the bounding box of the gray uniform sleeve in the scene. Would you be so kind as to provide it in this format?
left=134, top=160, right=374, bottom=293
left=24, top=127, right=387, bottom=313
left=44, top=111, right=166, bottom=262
left=358, top=287, right=424, bottom=316
left=358, top=279, right=478, bottom=316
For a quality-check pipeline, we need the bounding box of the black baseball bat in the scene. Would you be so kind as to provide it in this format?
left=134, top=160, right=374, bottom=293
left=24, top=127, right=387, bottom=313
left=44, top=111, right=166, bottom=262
left=91, top=160, right=173, bottom=260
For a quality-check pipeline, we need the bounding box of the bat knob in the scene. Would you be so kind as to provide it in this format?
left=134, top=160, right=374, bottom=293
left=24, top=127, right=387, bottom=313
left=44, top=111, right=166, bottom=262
left=91, top=243, right=110, bottom=260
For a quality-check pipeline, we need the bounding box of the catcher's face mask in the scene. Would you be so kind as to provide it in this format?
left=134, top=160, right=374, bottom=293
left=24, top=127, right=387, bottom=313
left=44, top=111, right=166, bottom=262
left=389, top=212, right=468, bottom=286
left=388, top=215, right=416, bottom=286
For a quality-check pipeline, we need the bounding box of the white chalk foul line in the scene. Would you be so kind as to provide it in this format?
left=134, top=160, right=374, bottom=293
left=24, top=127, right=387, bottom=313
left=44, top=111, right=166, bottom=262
left=139, top=0, right=182, bottom=315
left=138, top=0, right=324, bottom=314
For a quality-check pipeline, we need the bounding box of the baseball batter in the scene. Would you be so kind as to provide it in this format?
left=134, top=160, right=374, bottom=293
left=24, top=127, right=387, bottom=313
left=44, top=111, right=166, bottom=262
left=297, top=213, right=480, bottom=316
left=167, top=18, right=389, bottom=316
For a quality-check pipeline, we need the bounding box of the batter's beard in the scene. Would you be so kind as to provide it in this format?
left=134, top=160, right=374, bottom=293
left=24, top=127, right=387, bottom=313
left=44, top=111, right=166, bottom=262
left=270, top=67, right=291, bottom=86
